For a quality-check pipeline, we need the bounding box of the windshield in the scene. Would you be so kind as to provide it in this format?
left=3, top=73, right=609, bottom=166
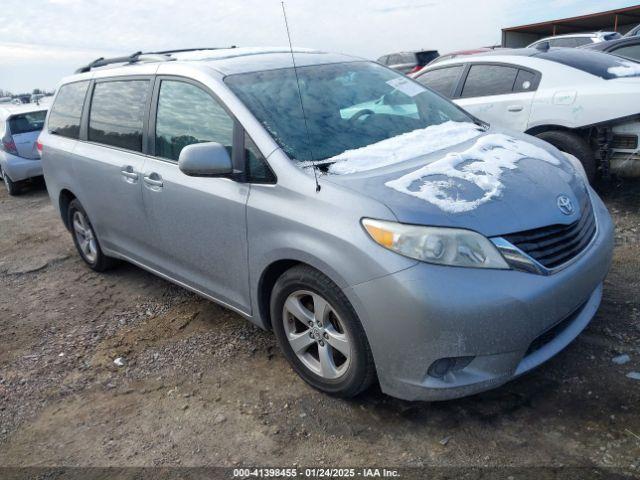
left=224, top=61, right=472, bottom=162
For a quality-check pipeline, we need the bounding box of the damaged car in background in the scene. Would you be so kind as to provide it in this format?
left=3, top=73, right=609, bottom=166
left=412, top=47, right=640, bottom=182
left=40, top=48, right=613, bottom=401
left=0, top=104, right=47, bottom=195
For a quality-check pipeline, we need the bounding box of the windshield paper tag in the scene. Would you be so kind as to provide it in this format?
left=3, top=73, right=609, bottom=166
left=386, top=77, right=426, bottom=97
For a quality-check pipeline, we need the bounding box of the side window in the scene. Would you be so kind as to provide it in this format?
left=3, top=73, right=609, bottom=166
left=388, top=55, right=401, bottom=65
left=48, top=81, right=89, bottom=139
left=245, top=134, right=275, bottom=183
left=89, top=80, right=149, bottom=152
left=612, top=44, right=640, bottom=62
left=460, top=64, right=518, bottom=98
left=155, top=80, right=234, bottom=162
left=415, top=65, right=464, bottom=98
left=402, top=53, right=416, bottom=64
left=513, top=69, right=539, bottom=92
left=553, top=38, right=578, bottom=48
left=573, top=37, right=593, bottom=47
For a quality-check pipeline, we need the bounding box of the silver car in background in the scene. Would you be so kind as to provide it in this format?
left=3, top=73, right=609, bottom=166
left=40, top=48, right=614, bottom=401
left=0, top=105, right=47, bottom=195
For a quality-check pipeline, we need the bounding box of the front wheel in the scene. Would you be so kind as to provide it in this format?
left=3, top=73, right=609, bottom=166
left=271, top=265, right=376, bottom=397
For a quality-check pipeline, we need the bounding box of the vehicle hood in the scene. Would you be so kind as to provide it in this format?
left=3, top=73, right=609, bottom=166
left=322, top=125, right=589, bottom=238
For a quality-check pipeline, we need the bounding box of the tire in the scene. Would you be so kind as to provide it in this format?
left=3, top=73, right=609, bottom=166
left=536, top=130, right=597, bottom=184
left=67, top=199, right=118, bottom=272
left=271, top=265, right=376, bottom=398
left=1, top=168, right=20, bottom=196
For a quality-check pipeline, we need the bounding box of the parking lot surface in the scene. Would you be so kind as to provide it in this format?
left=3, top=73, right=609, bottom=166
left=0, top=180, right=638, bottom=470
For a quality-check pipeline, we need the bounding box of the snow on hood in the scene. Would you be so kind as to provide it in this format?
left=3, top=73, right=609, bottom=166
left=608, top=59, right=640, bottom=78
left=385, top=134, right=561, bottom=214
left=326, top=121, right=483, bottom=175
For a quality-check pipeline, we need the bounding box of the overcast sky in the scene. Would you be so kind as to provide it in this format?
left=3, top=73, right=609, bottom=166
left=0, top=0, right=637, bottom=92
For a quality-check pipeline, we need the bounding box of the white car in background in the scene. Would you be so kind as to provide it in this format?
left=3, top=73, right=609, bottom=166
left=412, top=48, right=640, bottom=182
left=527, top=32, right=621, bottom=49
left=0, top=105, right=47, bottom=195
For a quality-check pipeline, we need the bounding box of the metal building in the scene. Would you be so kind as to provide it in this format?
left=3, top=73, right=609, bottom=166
left=502, top=4, right=640, bottom=48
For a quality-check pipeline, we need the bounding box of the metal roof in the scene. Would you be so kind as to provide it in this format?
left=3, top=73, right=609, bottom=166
left=503, top=4, right=640, bottom=37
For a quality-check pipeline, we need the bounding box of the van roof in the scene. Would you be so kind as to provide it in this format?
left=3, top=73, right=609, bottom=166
left=70, top=47, right=363, bottom=79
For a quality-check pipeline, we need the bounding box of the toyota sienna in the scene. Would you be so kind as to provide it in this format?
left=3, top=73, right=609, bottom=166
left=39, top=48, right=614, bottom=401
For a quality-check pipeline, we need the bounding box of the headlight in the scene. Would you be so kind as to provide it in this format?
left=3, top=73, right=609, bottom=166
left=362, top=218, right=510, bottom=269
left=562, top=152, right=588, bottom=182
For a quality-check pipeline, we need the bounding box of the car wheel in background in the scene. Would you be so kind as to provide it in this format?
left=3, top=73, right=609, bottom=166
left=67, top=199, right=118, bottom=272
left=1, top=167, right=20, bottom=196
left=271, top=265, right=376, bottom=397
left=536, top=130, right=597, bottom=184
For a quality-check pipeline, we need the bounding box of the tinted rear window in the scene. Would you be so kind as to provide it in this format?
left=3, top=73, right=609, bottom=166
left=48, top=81, right=89, bottom=139
left=416, top=51, right=439, bottom=65
left=89, top=80, right=149, bottom=152
left=535, top=48, right=640, bottom=79
left=9, top=111, right=46, bottom=135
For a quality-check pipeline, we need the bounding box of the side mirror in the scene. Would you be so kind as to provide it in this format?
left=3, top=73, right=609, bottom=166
left=178, top=142, right=233, bottom=177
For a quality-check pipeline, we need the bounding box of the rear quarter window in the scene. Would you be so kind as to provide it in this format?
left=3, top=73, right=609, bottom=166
left=48, top=81, right=89, bottom=139
left=9, top=111, right=46, bottom=135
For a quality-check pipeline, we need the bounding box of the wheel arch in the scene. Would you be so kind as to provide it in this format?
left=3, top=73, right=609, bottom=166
left=525, top=124, right=576, bottom=136
left=256, top=255, right=350, bottom=331
left=58, top=188, right=77, bottom=230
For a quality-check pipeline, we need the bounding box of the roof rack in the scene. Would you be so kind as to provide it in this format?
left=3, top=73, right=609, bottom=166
left=75, top=47, right=238, bottom=73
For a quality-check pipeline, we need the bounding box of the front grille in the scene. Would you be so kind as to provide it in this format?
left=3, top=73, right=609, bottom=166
left=503, top=196, right=596, bottom=269
left=611, top=134, right=638, bottom=150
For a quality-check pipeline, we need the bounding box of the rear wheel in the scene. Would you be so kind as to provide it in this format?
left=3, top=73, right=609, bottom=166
left=67, top=199, right=118, bottom=271
left=271, top=265, right=375, bottom=397
left=536, top=130, right=596, bottom=184
left=1, top=167, right=20, bottom=196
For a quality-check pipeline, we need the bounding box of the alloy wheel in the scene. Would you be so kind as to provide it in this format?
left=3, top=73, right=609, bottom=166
left=282, top=290, right=351, bottom=379
left=72, top=210, right=98, bottom=264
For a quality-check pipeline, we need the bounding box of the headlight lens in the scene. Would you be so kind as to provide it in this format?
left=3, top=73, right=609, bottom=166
left=562, top=152, right=588, bottom=182
left=362, top=218, right=510, bottom=269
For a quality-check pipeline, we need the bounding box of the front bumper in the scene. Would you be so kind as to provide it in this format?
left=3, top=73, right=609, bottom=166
left=345, top=191, right=614, bottom=401
left=0, top=151, right=42, bottom=182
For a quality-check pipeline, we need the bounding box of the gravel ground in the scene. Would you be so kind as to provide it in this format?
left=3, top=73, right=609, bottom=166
left=0, top=178, right=638, bottom=472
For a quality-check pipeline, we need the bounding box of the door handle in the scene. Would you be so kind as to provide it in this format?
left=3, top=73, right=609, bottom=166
left=121, top=166, right=139, bottom=182
left=143, top=173, right=163, bottom=188
left=507, top=104, right=524, bottom=112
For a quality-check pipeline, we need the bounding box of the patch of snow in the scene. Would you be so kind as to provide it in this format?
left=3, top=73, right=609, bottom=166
left=385, top=134, right=560, bottom=213
left=612, top=354, right=631, bottom=365
left=113, top=357, right=125, bottom=367
left=608, top=59, right=640, bottom=78
left=627, top=371, right=640, bottom=381
left=327, top=121, right=483, bottom=175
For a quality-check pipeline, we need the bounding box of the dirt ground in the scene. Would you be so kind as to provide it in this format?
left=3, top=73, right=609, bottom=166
left=0, top=178, right=638, bottom=472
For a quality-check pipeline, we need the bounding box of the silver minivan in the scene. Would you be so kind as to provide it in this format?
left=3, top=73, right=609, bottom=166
left=40, top=48, right=614, bottom=401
